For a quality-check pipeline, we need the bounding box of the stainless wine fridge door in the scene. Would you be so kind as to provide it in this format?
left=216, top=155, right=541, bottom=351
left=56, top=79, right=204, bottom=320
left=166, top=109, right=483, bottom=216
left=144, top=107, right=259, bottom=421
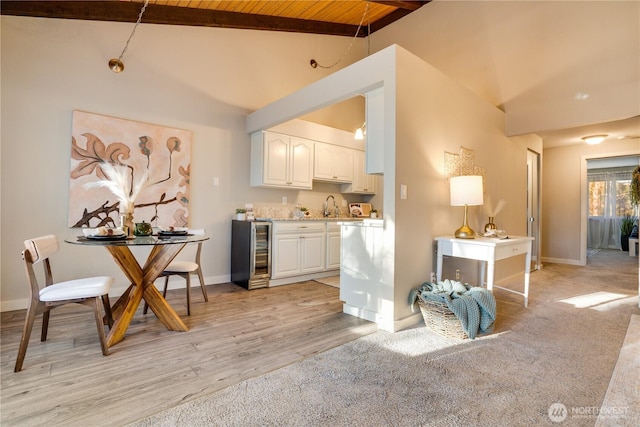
left=231, top=220, right=271, bottom=289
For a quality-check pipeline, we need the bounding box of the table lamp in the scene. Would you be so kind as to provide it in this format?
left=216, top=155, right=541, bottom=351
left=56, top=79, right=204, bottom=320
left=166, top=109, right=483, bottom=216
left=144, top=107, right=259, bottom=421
left=450, top=175, right=484, bottom=239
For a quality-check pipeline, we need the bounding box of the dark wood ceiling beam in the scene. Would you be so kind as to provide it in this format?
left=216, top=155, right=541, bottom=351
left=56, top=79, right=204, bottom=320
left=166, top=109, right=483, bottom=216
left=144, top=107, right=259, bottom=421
left=0, top=1, right=428, bottom=37
left=371, top=1, right=431, bottom=12
left=369, top=7, right=412, bottom=33
left=1, top=1, right=364, bottom=36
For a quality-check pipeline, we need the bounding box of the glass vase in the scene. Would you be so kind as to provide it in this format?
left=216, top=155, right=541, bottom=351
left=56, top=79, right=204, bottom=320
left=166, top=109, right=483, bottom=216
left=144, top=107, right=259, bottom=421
left=120, top=210, right=134, bottom=237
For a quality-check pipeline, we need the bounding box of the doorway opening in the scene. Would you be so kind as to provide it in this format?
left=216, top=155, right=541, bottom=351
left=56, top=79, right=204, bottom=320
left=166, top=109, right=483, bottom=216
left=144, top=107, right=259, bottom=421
left=580, top=152, right=640, bottom=265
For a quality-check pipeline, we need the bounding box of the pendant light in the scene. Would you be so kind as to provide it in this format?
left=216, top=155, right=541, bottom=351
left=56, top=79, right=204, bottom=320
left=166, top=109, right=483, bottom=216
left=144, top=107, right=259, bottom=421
left=108, top=0, right=149, bottom=73
left=354, top=122, right=366, bottom=140
left=310, top=0, right=370, bottom=69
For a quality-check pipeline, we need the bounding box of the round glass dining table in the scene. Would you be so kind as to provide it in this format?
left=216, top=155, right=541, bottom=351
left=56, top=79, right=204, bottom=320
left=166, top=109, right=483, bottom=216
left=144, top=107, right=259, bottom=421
left=66, top=234, right=209, bottom=347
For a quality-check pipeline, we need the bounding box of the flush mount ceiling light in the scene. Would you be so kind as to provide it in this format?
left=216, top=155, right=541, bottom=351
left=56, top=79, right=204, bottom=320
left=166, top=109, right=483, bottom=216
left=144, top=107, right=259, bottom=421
left=108, top=0, right=149, bottom=73
left=582, top=134, right=608, bottom=145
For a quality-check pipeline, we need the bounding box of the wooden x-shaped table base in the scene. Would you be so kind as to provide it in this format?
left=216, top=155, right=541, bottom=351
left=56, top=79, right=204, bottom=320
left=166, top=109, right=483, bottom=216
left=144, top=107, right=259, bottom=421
left=104, top=243, right=189, bottom=347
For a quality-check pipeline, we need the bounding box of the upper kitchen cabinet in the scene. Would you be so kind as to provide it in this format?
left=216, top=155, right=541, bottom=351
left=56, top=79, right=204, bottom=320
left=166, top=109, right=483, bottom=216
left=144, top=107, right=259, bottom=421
left=251, top=131, right=314, bottom=189
left=341, top=150, right=377, bottom=194
left=313, top=142, right=354, bottom=183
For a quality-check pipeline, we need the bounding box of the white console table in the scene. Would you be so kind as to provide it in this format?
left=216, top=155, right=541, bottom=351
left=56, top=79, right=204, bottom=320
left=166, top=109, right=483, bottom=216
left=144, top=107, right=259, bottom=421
left=435, top=236, right=534, bottom=307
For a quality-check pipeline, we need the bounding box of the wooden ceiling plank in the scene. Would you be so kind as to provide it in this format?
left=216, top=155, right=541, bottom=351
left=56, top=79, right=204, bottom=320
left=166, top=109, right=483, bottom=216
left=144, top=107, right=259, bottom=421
left=0, top=0, right=426, bottom=36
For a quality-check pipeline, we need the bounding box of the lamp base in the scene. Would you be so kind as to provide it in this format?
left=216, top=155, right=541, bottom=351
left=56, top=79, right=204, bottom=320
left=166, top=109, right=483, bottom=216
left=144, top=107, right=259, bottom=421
left=454, top=225, right=476, bottom=239
left=454, top=204, right=476, bottom=239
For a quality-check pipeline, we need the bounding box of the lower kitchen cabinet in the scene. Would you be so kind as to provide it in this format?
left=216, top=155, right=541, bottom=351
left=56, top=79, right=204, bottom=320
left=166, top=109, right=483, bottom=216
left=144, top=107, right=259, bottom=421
left=340, top=220, right=387, bottom=326
left=326, top=222, right=341, bottom=270
left=271, top=222, right=326, bottom=279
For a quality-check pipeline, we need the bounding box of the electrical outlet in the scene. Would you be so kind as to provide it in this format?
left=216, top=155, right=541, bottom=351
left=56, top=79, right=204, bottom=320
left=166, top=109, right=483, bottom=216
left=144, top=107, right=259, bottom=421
left=455, top=269, right=460, bottom=280
left=430, top=272, right=436, bottom=282
left=282, top=196, right=287, bottom=204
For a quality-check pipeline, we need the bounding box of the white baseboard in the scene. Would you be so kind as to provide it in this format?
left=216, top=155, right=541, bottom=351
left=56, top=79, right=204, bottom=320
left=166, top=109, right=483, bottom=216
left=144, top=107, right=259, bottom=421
left=540, top=256, right=582, bottom=266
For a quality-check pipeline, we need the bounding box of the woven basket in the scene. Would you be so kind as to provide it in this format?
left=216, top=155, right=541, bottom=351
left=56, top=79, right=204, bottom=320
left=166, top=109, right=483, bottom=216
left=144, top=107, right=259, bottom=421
left=418, top=299, right=468, bottom=340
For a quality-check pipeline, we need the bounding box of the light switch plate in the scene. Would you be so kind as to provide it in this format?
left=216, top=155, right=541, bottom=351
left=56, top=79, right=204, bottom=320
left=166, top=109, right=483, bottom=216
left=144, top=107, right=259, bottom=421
left=400, top=184, right=407, bottom=200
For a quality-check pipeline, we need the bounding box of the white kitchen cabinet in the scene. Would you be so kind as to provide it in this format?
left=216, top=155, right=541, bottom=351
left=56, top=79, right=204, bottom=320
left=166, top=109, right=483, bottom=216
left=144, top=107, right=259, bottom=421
left=340, top=220, right=388, bottom=328
left=314, top=142, right=353, bottom=183
left=341, top=150, right=377, bottom=194
left=271, top=222, right=325, bottom=279
left=326, top=222, right=341, bottom=270
left=250, top=131, right=314, bottom=189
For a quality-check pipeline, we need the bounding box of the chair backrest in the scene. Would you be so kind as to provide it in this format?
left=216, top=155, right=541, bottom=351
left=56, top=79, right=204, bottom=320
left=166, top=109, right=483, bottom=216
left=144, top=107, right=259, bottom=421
left=24, top=234, right=59, bottom=264
left=22, top=235, right=59, bottom=299
left=189, top=229, right=205, bottom=264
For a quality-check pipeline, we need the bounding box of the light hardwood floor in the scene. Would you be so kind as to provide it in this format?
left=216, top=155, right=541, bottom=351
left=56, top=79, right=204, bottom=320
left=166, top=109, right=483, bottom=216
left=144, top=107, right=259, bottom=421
left=1, top=280, right=376, bottom=426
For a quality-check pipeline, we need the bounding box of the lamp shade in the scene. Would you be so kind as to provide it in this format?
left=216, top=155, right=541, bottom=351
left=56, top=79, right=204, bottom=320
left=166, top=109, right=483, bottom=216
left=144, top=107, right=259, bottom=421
left=450, top=175, right=483, bottom=206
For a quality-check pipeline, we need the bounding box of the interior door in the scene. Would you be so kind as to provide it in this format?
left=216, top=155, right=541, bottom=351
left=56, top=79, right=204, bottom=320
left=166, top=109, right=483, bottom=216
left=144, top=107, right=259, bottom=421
left=527, top=149, right=541, bottom=270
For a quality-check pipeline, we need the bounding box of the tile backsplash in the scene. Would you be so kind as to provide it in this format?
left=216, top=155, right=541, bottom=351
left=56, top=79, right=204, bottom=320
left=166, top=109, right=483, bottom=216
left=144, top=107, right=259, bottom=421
left=253, top=206, right=349, bottom=219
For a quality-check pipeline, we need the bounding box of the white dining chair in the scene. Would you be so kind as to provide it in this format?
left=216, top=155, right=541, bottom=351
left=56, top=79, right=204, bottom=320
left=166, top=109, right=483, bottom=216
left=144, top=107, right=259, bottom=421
left=15, top=234, right=114, bottom=372
left=144, top=229, right=208, bottom=316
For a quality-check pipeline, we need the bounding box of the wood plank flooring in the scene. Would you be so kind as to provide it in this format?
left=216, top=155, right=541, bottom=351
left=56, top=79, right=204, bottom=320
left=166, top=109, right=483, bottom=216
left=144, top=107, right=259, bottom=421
left=0, top=280, right=376, bottom=426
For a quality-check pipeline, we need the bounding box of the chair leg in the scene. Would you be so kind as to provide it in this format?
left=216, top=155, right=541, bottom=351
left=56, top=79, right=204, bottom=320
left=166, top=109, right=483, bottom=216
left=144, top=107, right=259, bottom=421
left=163, top=276, right=170, bottom=298
left=185, top=274, right=191, bottom=316
left=91, top=297, right=109, bottom=356
left=40, top=310, right=50, bottom=342
left=102, top=294, right=113, bottom=328
left=15, top=303, right=40, bottom=372
left=197, top=268, right=208, bottom=302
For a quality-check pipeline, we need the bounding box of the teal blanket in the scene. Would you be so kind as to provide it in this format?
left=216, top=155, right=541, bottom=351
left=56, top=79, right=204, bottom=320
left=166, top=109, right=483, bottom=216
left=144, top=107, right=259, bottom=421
left=409, top=280, right=496, bottom=339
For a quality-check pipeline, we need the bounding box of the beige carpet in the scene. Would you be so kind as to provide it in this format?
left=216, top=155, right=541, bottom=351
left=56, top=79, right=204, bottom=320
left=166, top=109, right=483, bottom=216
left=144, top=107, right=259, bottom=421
left=129, top=250, right=639, bottom=426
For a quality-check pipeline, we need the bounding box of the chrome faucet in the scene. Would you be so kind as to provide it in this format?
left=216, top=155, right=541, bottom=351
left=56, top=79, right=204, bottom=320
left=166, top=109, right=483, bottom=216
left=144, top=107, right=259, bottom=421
left=324, top=195, right=337, bottom=217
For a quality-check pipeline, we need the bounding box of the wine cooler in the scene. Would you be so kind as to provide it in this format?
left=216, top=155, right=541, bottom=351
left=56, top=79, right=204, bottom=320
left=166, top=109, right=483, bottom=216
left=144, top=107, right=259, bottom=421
left=231, top=220, right=271, bottom=289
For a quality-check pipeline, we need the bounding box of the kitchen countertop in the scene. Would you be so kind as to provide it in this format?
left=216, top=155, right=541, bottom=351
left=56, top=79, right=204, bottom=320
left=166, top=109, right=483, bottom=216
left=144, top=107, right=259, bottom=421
left=255, top=217, right=364, bottom=222
left=338, top=219, right=384, bottom=227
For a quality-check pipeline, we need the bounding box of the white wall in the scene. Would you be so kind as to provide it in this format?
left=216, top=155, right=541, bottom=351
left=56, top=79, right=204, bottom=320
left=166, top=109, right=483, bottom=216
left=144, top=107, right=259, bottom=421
left=0, top=16, right=369, bottom=310
left=392, top=47, right=541, bottom=322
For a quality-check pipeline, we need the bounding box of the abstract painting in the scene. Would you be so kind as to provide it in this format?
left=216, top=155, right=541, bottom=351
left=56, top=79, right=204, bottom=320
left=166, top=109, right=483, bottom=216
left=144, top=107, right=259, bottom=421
left=68, top=110, right=192, bottom=228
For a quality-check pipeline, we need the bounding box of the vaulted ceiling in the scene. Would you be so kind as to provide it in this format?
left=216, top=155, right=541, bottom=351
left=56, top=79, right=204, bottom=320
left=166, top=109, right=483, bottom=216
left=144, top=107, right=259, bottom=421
left=0, top=1, right=430, bottom=37
left=2, top=1, right=638, bottom=149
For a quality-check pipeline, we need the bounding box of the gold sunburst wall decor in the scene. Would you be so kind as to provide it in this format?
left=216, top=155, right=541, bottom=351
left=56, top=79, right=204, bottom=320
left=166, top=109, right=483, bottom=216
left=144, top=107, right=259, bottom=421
left=444, top=146, right=485, bottom=180
left=69, top=110, right=192, bottom=228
